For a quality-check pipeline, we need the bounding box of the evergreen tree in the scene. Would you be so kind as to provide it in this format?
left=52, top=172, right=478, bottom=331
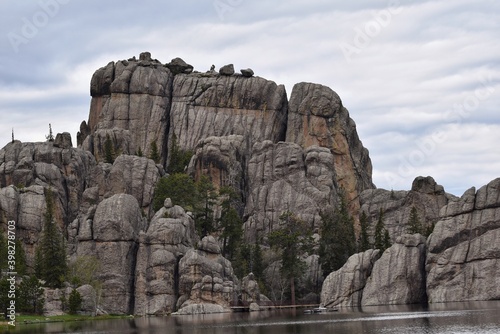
left=0, top=278, right=10, bottom=318
left=149, top=140, right=160, bottom=164
left=194, top=175, right=217, bottom=237
left=318, top=191, right=356, bottom=277
left=374, top=209, right=390, bottom=252
left=152, top=173, right=197, bottom=212
left=407, top=206, right=423, bottom=234
left=359, top=211, right=371, bottom=252
left=137, top=146, right=143, bottom=157
left=269, top=211, right=312, bottom=305
left=68, top=289, right=83, bottom=315
left=18, top=275, right=44, bottom=314
left=0, top=232, right=7, bottom=271
left=218, top=186, right=243, bottom=260
left=46, top=123, right=54, bottom=141
left=104, top=134, right=115, bottom=163
left=232, top=243, right=252, bottom=280
left=167, top=133, right=193, bottom=174
left=35, top=188, right=68, bottom=288
left=15, top=239, right=27, bottom=276
left=252, top=242, right=264, bottom=283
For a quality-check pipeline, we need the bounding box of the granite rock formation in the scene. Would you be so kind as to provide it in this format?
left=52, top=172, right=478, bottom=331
left=426, top=178, right=500, bottom=302
left=320, top=249, right=380, bottom=308
left=361, top=234, right=427, bottom=305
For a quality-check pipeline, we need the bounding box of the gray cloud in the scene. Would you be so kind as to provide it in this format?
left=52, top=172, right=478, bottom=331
left=0, top=0, right=499, bottom=196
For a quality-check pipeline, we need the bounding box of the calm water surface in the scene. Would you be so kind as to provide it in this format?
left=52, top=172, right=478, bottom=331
left=10, top=301, right=500, bottom=334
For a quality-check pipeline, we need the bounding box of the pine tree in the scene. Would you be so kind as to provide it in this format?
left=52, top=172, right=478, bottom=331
left=219, top=186, right=243, bottom=260
left=35, top=188, right=68, bottom=288
left=269, top=211, right=312, bottom=305
left=152, top=173, right=197, bottom=212
left=104, top=134, right=115, bottom=163
left=194, top=175, right=217, bottom=237
left=407, top=206, right=423, bottom=234
left=318, top=191, right=356, bottom=277
left=15, top=239, right=27, bottom=276
left=68, top=289, right=83, bottom=315
left=18, top=275, right=44, bottom=314
left=359, top=211, right=371, bottom=252
left=149, top=140, right=160, bottom=164
left=46, top=123, right=54, bottom=141
left=374, top=209, right=390, bottom=252
left=137, top=146, right=143, bottom=157
left=167, top=133, right=193, bottom=174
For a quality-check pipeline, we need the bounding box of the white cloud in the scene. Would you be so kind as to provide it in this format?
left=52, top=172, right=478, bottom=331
left=0, top=0, right=499, bottom=196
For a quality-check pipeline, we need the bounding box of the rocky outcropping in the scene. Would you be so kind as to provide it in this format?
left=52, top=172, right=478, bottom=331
left=286, top=82, right=373, bottom=219
left=74, top=194, right=145, bottom=314
left=3, top=52, right=435, bottom=315
left=176, top=236, right=237, bottom=313
left=320, top=249, right=380, bottom=308
left=426, top=178, right=500, bottom=302
left=360, top=176, right=454, bottom=241
left=134, top=198, right=197, bottom=315
left=244, top=142, right=338, bottom=242
left=362, top=234, right=427, bottom=305
left=84, top=55, right=173, bottom=163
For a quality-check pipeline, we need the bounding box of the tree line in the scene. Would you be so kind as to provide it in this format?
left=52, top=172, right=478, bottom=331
left=0, top=188, right=101, bottom=317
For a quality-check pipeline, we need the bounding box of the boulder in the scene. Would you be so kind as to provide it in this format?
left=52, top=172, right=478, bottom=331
left=76, top=284, right=97, bottom=315
left=320, top=249, right=380, bottom=308
left=240, top=68, right=254, bottom=77
left=361, top=234, right=427, bottom=305
left=165, top=57, right=194, bottom=75
left=219, top=64, right=235, bottom=76
left=54, top=132, right=72, bottom=149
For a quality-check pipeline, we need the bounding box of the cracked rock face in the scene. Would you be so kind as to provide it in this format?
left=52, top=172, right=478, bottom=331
left=361, top=234, right=427, bottom=306
left=426, top=178, right=500, bottom=302
left=320, top=249, right=381, bottom=308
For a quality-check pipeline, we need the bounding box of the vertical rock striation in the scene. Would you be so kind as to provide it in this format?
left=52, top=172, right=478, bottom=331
left=426, top=178, right=500, bottom=302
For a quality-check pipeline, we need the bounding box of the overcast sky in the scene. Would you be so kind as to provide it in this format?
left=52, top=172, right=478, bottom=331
left=0, top=0, right=499, bottom=196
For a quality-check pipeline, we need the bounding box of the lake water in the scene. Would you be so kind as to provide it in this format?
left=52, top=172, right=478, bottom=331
left=12, top=301, right=500, bottom=334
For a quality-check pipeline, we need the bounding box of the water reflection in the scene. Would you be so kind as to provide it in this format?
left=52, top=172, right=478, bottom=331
left=12, top=301, right=500, bottom=334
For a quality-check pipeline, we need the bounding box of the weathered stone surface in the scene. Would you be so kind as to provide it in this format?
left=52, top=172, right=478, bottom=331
left=426, top=178, right=500, bottom=302
left=286, top=82, right=374, bottom=219
left=187, top=135, right=246, bottom=199
left=320, top=249, right=380, bottom=308
left=170, top=73, right=287, bottom=152
left=86, top=54, right=173, bottom=164
left=77, top=284, right=98, bottom=315
left=175, top=303, right=227, bottom=315
left=244, top=142, right=338, bottom=242
left=0, top=141, right=96, bottom=225
left=54, top=132, right=72, bottom=149
left=360, top=176, right=453, bottom=242
left=107, top=154, right=161, bottom=214
left=177, top=247, right=237, bottom=312
left=198, top=235, right=221, bottom=254
left=362, top=234, right=427, bottom=305
left=43, top=287, right=70, bottom=316
left=219, top=64, right=235, bottom=76
left=75, top=194, right=145, bottom=314
left=134, top=202, right=197, bottom=315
